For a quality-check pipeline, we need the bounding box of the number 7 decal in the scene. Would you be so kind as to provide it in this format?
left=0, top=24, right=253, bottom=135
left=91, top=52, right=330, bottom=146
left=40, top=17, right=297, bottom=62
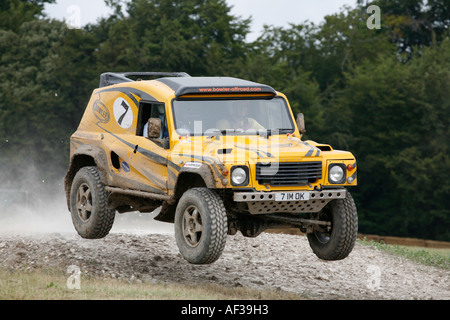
left=118, top=100, right=129, bottom=126
left=113, top=97, right=133, bottom=129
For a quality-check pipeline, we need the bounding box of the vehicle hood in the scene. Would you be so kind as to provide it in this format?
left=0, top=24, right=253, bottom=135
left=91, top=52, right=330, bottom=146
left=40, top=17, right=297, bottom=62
left=172, top=135, right=324, bottom=164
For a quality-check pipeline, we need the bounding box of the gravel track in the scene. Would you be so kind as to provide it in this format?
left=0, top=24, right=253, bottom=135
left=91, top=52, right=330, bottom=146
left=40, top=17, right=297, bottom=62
left=0, top=213, right=448, bottom=300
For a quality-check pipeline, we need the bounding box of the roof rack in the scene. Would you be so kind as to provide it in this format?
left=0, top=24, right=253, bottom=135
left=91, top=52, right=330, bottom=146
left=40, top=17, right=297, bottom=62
left=99, top=72, right=190, bottom=88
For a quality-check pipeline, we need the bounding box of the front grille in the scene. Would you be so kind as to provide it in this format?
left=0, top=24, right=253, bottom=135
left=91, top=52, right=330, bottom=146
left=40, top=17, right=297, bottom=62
left=255, top=161, right=322, bottom=186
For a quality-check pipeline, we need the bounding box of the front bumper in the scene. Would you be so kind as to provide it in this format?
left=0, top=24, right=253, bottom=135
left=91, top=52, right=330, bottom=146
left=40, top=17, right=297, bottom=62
left=233, top=189, right=346, bottom=214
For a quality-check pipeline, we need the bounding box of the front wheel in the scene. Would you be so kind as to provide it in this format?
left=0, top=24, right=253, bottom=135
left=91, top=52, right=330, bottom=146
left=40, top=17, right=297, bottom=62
left=174, top=188, right=228, bottom=264
left=306, top=192, right=358, bottom=261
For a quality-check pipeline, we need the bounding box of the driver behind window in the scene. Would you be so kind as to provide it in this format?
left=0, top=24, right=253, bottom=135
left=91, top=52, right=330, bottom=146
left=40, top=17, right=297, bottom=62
left=144, top=105, right=168, bottom=138
left=216, top=101, right=264, bottom=131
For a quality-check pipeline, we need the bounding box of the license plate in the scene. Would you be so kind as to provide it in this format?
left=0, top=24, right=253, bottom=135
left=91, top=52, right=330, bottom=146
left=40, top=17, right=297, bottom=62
left=275, top=192, right=310, bottom=201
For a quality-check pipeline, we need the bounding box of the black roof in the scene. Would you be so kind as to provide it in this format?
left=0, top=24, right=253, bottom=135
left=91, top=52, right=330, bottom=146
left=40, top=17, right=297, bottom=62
left=156, top=77, right=276, bottom=97
left=99, top=72, right=276, bottom=97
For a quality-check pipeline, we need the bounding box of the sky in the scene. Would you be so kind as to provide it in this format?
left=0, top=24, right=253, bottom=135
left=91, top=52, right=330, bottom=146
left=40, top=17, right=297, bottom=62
left=44, top=0, right=357, bottom=41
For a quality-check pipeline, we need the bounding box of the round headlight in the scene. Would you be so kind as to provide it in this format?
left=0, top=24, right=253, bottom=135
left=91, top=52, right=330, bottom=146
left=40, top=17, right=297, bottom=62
left=329, top=165, right=344, bottom=183
left=231, top=167, right=247, bottom=185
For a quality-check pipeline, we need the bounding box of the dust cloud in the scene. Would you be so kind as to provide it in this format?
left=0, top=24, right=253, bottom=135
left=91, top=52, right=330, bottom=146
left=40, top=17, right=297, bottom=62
left=0, top=174, right=173, bottom=236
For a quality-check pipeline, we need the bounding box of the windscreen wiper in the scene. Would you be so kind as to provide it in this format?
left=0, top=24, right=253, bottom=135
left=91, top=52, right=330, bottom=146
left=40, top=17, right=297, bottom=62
left=277, top=128, right=295, bottom=134
left=206, top=128, right=293, bottom=139
left=257, top=128, right=294, bottom=138
left=205, top=129, right=237, bottom=138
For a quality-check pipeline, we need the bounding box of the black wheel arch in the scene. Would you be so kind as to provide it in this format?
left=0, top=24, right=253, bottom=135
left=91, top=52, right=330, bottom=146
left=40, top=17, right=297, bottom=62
left=154, top=165, right=217, bottom=223
left=64, top=145, right=109, bottom=209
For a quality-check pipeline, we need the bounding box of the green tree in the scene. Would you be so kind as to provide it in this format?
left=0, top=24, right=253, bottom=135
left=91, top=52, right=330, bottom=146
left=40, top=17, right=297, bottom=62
left=0, top=18, right=97, bottom=184
left=329, top=40, right=450, bottom=240
left=94, top=0, right=252, bottom=76
left=359, top=0, right=450, bottom=58
left=0, top=0, right=55, bottom=31
left=309, top=6, right=394, bottom=91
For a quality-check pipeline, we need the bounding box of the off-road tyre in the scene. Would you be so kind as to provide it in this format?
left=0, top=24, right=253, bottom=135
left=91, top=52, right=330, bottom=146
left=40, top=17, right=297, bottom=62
left=174, top=188, right=228, bottom=264
left=70, top=166, right=115, bottom=239
left=306, top=192, right=358, bottom=261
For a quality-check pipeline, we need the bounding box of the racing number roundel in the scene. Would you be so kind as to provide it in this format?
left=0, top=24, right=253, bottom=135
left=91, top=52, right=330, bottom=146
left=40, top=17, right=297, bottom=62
left=113, top=97, right=133, bottom=129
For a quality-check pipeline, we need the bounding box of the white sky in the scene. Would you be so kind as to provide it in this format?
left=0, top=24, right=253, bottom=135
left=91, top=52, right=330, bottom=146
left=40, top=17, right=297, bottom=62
left=44, top=0, right=357, bottom=41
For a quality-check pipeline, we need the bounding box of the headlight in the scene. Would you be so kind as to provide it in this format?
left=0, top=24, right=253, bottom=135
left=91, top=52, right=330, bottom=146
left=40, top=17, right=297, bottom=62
left=231, top=166, right=248, bottom=186
left=328, top=164, right=346, bottom=184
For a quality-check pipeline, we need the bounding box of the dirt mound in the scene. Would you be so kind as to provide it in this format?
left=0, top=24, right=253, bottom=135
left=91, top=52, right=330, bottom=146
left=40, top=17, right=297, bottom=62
left=0, top=230, right=448, bottom=300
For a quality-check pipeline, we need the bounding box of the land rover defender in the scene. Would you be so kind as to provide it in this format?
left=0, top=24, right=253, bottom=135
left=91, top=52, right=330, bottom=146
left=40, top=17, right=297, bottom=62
left=65, top=72, right=358, bottom=264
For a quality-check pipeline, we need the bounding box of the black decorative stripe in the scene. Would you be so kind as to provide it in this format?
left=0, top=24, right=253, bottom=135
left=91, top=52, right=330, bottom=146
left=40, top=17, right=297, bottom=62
left=97, top=87, right=156, bottom=106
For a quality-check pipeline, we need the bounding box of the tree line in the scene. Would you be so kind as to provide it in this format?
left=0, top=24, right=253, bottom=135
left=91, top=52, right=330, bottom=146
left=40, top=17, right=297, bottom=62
left=0, top=0, right=448, bottom=240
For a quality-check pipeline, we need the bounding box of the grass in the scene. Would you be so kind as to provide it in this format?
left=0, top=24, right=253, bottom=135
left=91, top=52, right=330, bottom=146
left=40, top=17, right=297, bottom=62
left=358, top=238, right=450, bottom=270
left=0, top=268, right=305, bottom=300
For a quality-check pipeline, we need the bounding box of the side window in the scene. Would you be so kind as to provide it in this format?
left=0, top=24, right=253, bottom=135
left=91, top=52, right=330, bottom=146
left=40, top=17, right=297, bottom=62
left=137, top=102, right=168, bottom=139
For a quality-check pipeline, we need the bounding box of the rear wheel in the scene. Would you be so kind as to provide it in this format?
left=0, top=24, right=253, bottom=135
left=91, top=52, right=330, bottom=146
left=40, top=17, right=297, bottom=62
left=174, top=188, right=227, bottom=264
left=70, top=166, right=115, bottom=239
left=306, top=192, right=358, bottom=260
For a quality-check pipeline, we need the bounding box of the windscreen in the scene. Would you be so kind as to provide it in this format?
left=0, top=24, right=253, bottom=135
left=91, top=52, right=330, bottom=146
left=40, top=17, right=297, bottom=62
left=172, top=97, right=294, bottom=136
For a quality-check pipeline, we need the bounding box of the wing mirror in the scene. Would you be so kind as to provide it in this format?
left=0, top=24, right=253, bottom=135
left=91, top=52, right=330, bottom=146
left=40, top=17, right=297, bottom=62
left=296, top=113, right=306, bottom=134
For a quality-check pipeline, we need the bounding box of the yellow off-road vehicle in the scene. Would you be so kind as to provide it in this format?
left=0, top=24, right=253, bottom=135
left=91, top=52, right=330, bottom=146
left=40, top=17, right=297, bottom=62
left=65, top=72, right=358, bottom=264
